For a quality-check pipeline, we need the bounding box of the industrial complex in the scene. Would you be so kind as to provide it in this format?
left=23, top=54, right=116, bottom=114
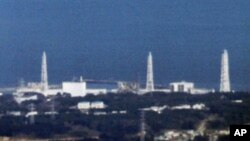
left=11, top=49, right=231, bottom=98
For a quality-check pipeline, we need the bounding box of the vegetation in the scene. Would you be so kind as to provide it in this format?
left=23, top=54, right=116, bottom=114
left=0, top=92, right=249, bottom=140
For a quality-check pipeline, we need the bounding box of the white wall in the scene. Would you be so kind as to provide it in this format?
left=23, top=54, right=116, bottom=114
left=86, top=89, right=107, bottom=95
left=77, top=102, right=91, bottom=110
left=170, top=82, right=194, bottom=93
left=46, top=89, right=63, bottom=96
left=91, top=102, right=105, bottom=109
left=77, top=101, right=105, bottom=110
left=62, top=82, right=87, bottom=97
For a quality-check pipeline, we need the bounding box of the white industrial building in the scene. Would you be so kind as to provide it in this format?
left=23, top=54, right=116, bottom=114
left=77, top=102, right=91, bottom=110
left=17, top=80, right=109, bottom=97
left=46, top=88, right=62, bottom=95
left=62, top=80, right=108, bottom=97
left=12, top=50, right=226, bottom=97
left=190, top=88, right=215, bottom=95
left=170, top=81, right=194, bottom=93
left=169, top=81, right=214, bottom=94
left=77, top=101, right=105, bottom=110
left=87, top=89, right=107, bottom=95
left=7, top=111, right=22, bottom=116
left=91, top=101, right=105, bottom=109
left=16, top=82, right=44, bottom=94
left=62, top=81, right=87, bottom=97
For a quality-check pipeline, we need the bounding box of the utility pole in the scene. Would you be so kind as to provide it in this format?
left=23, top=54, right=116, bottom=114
left=140, top=110, right=146, bottom=141
left=29, top=103, right=35, bottom=124
left=50, top=98, right=56, bottom=120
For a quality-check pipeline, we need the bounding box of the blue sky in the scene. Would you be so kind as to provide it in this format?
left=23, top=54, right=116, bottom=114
left=0, top=0, right=250, bottom=90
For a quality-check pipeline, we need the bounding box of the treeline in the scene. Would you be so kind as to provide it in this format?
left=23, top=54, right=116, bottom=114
left=0, top=92, right=249, bottom=140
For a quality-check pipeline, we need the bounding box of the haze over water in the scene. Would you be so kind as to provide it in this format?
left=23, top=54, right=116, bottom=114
left=0, top=0, right=250, bottom=91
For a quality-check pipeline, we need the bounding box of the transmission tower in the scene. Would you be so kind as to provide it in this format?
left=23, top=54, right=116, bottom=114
left=140, top=110, right=146, bottom=141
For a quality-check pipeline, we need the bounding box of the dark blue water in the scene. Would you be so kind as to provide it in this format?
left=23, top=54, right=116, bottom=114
left=87, top=83, right=117, bottom=91
left=0, top=0, right=249, bottom=91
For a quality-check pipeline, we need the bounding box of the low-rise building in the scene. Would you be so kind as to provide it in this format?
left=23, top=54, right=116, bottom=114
left=77, top=102, right=91, bottom=110
left=170, top=103, right=207, bottom=110
left=171, top=104, right=192, bottom=110
left=7, top=111, right=22, bottom=116
left=154, top=130, right=198, bottom=141
left=192, top=103, right=206, bottom=110
left=77, top=101, right=105, bottom=110
left=232, top=100, right=243, bottom=103
left=91, top=101, right=105, bottom=109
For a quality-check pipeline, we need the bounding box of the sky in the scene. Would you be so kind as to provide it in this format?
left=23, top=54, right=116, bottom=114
left=0, top=0, right=250, bottom=91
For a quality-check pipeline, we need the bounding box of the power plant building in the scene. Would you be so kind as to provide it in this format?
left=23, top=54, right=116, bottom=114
left=12, top=50, right=234, bottom=97
left=77, top=101, right=105, bottom=110
left=170, top=81, right=194, bottom=93
left=62, top=82, right=87, bottom=97
left=15, top=52, right=50, bottom=96
left=169, top=81, right=214, bottom=94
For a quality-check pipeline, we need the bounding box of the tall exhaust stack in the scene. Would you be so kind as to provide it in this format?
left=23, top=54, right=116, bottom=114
left=220, top=49, right=231, bottom=92
left=41, top=51, right=48, bottom=93
left=146, top=52, right=154, bottom=91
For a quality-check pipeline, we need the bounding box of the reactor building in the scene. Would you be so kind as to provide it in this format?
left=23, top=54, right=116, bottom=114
left=15, top=51, right=51, bottom=96
left=13, top=49, right=233, bottom=98
left=15, top=52, right=108, bottom=97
